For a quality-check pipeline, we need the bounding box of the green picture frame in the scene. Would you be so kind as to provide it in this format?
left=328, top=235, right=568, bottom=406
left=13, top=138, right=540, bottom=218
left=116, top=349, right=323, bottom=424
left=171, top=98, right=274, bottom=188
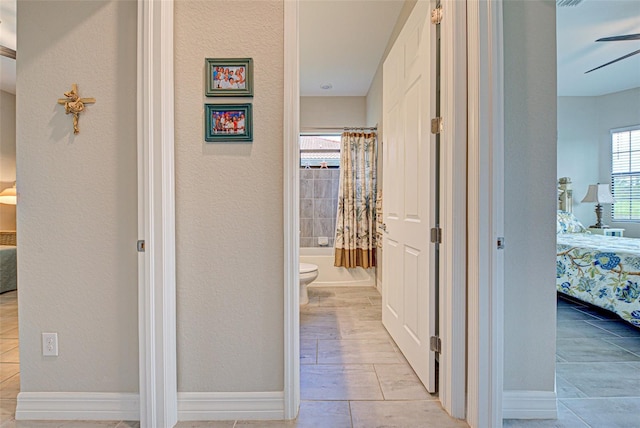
left=205, top=58, right=253, bottom=97
left=205, top=104, right=253, bottom=142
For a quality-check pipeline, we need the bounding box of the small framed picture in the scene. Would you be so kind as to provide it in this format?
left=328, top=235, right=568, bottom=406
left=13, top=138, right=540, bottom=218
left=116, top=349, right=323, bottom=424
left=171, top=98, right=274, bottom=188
left=205, top=104, right=252, bottom=142
left=205, top=58, right=253, bottom=97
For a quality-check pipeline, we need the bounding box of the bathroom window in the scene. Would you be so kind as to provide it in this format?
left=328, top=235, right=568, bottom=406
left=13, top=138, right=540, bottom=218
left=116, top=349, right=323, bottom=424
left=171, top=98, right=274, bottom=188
left=300, top=134, right=341, bottom=168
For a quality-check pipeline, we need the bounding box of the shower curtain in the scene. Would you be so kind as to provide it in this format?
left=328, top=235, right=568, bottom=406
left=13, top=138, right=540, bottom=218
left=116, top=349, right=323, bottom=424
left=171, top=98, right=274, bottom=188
left=334, top=130, right=378, bottom=269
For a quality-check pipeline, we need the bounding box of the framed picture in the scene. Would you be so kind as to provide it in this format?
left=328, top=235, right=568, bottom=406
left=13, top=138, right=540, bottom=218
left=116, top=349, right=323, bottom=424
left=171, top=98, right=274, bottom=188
left=205, top=104, right=253, bottom=142
left=205, top=58, right=253, bottom=97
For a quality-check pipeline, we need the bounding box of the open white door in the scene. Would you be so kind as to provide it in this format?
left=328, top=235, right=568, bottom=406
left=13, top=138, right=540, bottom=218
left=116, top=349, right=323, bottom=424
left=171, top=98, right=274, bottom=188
left=381, top=1, right=437, bottom=392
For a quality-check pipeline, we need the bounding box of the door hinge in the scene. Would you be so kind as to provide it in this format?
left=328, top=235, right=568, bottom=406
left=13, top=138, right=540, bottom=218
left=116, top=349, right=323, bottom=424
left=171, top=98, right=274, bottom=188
left=431, top=117, right=443, bottom=134
left=497, top=236, right=505, bottom=250
left=431, top=5, right=443, bottom=25
left=137, top=240, right=145, bottom=252
left=430, top=336, right=442, bottom=353
left=430, top=227, right=442, bottom=244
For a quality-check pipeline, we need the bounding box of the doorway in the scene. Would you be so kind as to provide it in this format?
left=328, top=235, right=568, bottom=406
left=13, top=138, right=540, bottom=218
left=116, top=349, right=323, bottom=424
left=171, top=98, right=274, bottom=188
left=289, top=0, right=473, bottom=424
left=554, top=2, right=640, bottom=425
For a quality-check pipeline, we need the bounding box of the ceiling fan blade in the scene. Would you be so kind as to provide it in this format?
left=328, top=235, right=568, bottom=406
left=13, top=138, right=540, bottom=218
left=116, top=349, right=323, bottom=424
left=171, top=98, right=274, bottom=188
left=596, top=34, right=640, bottom=42
left=0, top=45, right=16, bottom=60
left=585, top=48, right=640, bottom=74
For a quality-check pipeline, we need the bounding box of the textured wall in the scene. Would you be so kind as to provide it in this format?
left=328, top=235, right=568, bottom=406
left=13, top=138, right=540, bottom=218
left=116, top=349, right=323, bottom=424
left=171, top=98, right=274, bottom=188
left=17, top=0, right=138, bottom=392
left=300, top=168, right=339, bottom=248
left=503, top=0, right=557, bottom=392
left=0, top=90, right=16, bottom=230
left=174, top=1, right=285, bottom=392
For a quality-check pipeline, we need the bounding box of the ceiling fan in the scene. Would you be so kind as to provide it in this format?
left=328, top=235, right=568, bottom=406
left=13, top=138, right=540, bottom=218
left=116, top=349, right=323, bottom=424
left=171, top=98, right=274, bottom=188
left=0, top=45, right=16, bottom=59
left=585, top=33, right=640, bottom=74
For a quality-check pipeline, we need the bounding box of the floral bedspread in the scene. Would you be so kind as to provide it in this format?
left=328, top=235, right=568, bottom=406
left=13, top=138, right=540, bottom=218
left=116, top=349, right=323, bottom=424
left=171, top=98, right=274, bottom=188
left=557, top=233, right=640, bottom=326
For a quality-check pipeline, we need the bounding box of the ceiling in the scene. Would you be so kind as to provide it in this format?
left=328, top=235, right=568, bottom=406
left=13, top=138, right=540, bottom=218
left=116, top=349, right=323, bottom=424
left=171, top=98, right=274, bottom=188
left=300, top=0, right=403, bottom=96
left=1, top=1, right=638, bottom=98
left=557, top=0, right=640, bottom=96
left=303, top=0, right=640, bottom=98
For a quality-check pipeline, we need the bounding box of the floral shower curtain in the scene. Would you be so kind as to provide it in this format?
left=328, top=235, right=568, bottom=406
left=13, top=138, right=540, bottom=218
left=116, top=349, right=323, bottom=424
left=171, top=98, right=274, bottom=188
left=334, top=131, right=378, bottom=268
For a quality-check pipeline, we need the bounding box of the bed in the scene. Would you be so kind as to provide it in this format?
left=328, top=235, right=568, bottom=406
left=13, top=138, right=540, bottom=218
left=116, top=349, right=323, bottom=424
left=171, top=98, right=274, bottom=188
left=556, top=178, right=640, bottom=326
left=0, top=245, right=17, bottom=293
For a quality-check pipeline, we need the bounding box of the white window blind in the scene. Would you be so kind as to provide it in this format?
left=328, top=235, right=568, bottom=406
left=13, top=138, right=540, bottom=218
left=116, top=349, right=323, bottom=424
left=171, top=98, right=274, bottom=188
left=611, top=126, right=640, bottom=221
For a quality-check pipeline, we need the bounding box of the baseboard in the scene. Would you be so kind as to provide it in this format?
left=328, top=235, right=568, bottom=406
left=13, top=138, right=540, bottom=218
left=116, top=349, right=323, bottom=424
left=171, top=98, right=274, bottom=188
left=178, top=391, right=285, bottom=421
left=15, top=392, right=139, bottom=421
left=503, top=390, right=558, bottom=420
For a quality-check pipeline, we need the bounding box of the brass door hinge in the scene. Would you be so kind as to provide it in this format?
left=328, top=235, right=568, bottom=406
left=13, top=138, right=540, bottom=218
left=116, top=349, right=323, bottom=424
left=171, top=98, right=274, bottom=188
left=431, top=5, right=443, bottom=25
left=430, top=227, right=442, bottom=244
left=430, top=336, right=442, bottom=353
left=431, top=117, right=443, bottom=134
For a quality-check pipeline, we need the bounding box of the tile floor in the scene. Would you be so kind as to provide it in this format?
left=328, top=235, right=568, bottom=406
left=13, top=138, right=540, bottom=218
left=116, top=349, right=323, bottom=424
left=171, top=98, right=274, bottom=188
left=3, top=288, right=638, bottom=427
left=0, top=287, right=467, bottom=428
left=297, top=286, right=467, bottom=428
left=504, top=294, right=640, bottom=428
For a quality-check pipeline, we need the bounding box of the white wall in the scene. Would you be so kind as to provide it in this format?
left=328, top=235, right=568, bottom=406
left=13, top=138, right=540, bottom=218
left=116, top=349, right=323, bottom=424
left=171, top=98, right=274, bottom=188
left=174, top=1, right=285, bottom=392
left=557, top=97, right=600, bottom=225
left=558, top=87, right=640, bottom=237
left=0, top=90, right=16, bottom=230
left=503, top=0, right=557, bottom=396
left=300, top=96, right=365, bottom=130
left=17, top=0, right=138, bottom=393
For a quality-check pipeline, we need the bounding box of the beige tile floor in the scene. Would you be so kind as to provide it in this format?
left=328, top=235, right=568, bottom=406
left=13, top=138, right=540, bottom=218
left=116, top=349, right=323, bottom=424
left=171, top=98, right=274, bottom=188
left=4, top=287, right=640, bottom=427
left=0, top=287, right=468, bottom=427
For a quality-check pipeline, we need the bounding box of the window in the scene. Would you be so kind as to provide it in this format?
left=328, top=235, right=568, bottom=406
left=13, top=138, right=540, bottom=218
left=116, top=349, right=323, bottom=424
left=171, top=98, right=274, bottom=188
left=611, top=126, right=640, bottom=221
left=300, top=134, right=341, bottom=168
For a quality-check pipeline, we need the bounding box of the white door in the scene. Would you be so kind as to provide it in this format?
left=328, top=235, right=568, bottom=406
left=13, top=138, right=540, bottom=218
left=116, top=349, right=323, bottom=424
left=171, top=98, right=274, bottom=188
left=382, top=0, right=437, bottom=392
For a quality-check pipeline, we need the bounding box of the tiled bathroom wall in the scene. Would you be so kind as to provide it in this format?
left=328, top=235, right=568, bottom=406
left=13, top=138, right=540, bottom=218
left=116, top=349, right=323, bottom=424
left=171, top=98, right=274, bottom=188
left=300, top=168, right=340, bottom=247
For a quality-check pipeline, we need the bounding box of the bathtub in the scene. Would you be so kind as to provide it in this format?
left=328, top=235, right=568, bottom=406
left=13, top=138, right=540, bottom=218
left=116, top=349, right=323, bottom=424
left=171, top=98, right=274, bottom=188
left=300, top=247, right=375, bottom=286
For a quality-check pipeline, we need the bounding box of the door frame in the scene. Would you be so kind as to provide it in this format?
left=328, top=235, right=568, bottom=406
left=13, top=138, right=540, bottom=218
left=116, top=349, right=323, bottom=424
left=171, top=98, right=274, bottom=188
left=466, top=0, right=505, bottom=426
left=137, top=0, right=178, bottom=426
left=438, top=0, right=468, bottom=418
left=283, top=0, right=301, bottom=419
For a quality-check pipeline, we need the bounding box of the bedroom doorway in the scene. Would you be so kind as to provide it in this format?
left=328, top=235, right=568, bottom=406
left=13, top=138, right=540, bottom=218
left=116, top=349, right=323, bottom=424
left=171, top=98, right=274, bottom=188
left=0, top=0, right=19, bottom=419
left=554, top=1, right=640, bottom=425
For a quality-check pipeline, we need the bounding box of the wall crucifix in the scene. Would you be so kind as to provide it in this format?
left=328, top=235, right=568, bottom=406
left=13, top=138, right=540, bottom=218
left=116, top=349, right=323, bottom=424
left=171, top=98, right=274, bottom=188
left=57, top=84, right=96, bottom=134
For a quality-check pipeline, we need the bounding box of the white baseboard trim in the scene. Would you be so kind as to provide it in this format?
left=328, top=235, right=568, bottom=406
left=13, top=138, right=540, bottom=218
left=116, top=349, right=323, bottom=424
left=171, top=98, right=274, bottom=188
left=178, top=391, right=285, bottom=421
left=503, top=390, right=558, bottom=420
left=15, top=392, right=139, bottom=421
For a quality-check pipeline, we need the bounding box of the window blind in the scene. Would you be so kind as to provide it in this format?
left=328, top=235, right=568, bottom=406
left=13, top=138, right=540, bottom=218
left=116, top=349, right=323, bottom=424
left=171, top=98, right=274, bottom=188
left=612, top=126, right=640, bottom=221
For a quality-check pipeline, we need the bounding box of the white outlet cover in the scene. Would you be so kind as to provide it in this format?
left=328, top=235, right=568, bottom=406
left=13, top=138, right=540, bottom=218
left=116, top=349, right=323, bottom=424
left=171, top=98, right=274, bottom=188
left=42, top=332, right=58, bottom=357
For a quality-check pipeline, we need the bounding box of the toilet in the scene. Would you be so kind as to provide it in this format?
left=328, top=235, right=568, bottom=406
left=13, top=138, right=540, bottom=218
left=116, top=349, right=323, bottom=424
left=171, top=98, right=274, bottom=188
left=299, top=263, right=319, bottom=305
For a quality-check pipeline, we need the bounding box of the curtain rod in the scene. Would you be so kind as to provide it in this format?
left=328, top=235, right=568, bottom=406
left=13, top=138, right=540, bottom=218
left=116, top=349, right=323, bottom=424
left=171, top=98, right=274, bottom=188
left=301, top=126, right=377, bottom=131
left=343, top=126, right=377, bottom=131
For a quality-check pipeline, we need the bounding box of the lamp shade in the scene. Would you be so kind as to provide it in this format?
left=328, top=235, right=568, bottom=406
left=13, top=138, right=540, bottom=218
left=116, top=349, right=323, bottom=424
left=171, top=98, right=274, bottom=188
left=0, top=185, right=17, bottom=205
left=581, top=184, right=615, bottom=204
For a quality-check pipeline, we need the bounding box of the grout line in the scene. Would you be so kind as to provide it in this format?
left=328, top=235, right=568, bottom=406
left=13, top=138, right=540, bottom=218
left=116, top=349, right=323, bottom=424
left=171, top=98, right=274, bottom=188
left=371, top=363, right=386, bottom=401
left=348, top=400, right=354, bottom=428
left=557, top=400, right=593, bottom=428
left=600, top=338, right=640, bottom=359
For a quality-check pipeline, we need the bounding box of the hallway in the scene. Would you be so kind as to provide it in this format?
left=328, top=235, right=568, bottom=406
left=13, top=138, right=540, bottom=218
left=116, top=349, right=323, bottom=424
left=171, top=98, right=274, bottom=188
left=0, top=287, right=468, bottom=427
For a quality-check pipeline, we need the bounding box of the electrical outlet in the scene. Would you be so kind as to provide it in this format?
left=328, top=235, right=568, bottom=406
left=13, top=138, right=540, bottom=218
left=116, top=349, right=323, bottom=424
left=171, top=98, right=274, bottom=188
left=42, top=333, right=58, bottom=356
